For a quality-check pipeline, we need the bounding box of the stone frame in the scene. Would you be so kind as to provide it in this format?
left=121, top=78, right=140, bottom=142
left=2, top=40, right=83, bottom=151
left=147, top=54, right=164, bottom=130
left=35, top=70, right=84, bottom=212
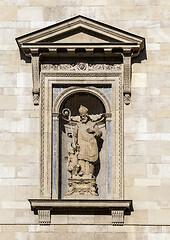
left=16, top=15, right=145, bottom=224
left=39, top=69, right=123, bottom=201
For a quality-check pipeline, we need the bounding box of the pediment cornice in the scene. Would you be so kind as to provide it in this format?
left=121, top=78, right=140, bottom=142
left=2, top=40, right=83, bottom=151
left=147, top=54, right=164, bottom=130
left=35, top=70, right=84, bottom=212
left=16, top=16, right=145, bottom=106
left=16, top=15, right=144, bottom=57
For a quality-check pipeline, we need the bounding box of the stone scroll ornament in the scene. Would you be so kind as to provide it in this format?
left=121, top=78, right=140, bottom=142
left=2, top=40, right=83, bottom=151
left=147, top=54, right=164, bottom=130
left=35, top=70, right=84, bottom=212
left=62, top=105, right=106, bottom=198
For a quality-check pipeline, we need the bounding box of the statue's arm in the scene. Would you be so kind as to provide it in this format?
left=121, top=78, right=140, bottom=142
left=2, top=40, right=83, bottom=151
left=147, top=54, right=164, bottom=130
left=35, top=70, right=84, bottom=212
left=86, top=123, right=102, bottom=136
left=61, top=108, right=79, bottom=123
left=94, top=124, right=102, bottom=137
left=62, top=116, right=79, bottom=124
left=91, top=113, right=106, bottom=123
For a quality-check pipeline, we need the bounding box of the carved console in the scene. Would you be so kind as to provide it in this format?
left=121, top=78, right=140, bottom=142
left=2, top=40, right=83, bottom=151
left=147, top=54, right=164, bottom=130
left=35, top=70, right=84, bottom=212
left=16, top=15, right=145, bottom=225
left=38, top=209, right=51, bottom=225
left=29, top=199, right=132, bottom=226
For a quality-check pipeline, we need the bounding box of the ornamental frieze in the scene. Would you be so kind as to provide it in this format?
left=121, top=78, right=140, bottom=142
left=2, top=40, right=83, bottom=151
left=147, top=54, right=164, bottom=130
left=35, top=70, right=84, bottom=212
left=41, top=62, right=122, bottom=72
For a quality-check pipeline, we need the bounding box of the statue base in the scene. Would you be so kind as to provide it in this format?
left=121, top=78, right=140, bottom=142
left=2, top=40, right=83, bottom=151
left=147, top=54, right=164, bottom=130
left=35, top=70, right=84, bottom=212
left=65, top=177, right=98, bottom=199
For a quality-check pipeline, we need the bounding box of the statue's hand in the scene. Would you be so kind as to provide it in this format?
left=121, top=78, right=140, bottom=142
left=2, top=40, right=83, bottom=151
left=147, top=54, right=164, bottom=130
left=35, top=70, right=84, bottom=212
left=86, top=128, right=95, bottom=134
left=94, top=129, right=102, bottom=137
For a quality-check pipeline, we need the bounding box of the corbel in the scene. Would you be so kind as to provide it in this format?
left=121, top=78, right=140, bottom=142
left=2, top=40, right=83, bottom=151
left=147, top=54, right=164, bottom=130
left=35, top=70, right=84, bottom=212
left=111, top=210, right=124, bottom=226
left=31, top=49, right=40, bottom=105
left=38, top=209, right=51, bottom=225
left=122, top=48, right=132, bottom=105
left=29, top=199, right=132, bottom=226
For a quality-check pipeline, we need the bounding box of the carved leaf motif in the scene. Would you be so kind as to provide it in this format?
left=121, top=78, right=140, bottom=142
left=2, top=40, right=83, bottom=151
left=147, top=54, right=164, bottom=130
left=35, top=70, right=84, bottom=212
left=42, top=63, right=121, bottom=71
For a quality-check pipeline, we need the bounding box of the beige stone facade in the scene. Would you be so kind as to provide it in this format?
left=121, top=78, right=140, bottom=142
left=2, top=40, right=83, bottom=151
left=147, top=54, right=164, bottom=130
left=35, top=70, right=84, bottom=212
left=1, top=0, right=170, bottom=239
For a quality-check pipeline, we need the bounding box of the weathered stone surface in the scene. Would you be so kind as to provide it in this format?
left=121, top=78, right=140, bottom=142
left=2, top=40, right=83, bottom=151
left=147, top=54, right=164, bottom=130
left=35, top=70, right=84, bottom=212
left=0, top=0, right=170, bottom=239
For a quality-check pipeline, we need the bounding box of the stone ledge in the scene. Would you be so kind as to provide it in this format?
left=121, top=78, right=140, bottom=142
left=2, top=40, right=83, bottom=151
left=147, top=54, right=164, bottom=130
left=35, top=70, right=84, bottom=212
left=28, top=199, right=133, bottom=226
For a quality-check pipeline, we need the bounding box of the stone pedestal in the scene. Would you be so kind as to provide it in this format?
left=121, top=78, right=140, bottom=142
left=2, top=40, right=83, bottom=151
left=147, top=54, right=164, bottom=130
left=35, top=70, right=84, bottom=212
left=66, top=177, right=98, bottom=198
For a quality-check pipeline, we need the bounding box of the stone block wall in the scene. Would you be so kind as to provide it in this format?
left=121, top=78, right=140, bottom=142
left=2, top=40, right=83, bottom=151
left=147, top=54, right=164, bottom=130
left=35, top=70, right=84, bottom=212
left=0, top=0, right=170, bottom=239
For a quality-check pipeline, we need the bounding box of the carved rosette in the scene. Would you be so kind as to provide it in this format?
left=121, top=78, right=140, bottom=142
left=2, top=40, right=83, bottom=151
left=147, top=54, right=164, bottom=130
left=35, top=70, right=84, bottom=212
left=31, top=57, right=135, bottom=106
left=30, top=55, right=134, bottom=106
left=41, top=62, right=122, bottom=72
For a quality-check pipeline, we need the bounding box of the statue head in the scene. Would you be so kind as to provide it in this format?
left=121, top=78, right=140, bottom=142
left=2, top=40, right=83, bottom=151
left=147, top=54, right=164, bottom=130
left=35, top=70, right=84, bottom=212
left=79, top=105, right=89, bottom=123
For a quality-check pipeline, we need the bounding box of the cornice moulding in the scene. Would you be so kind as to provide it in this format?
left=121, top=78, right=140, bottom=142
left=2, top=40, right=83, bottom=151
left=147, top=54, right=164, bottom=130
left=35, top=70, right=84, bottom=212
left=16, top=15, right=145, bottom=105
left=29, top=199, right=133, bottom=226
left=16, top=15, right=144, bottom=58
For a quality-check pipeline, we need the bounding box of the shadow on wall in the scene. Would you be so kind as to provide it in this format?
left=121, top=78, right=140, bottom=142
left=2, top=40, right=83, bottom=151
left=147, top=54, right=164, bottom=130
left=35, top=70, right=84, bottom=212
left=132, top=45, right=147, bottom=64
left=19, top=48, right=31, bottom=63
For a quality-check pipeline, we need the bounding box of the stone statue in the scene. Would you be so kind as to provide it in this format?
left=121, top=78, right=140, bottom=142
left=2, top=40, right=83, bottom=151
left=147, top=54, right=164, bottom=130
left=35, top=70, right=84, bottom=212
left=67, top=147, right=80, bottom=177
left=62, top=105, right=105, bottom=197
left=73, top=105, right=102, bottom=177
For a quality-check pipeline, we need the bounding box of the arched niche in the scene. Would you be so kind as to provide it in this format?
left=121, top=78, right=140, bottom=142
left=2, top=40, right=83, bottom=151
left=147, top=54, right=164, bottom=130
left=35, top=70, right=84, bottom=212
left=53, top=86, right=111, bottom=199
left=53, top=86, right=111, bottom=115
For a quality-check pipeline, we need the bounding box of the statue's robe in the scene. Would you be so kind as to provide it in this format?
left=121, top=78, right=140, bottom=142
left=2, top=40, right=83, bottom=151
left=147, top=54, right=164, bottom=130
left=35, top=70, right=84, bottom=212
left=73, top=120, right=99, bottom=163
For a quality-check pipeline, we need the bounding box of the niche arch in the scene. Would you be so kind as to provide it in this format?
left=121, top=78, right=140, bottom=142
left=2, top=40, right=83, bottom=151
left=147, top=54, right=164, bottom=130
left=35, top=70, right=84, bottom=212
left=53, top=86, right=111, bottom=115
left=53, top=86, right=112, bottom=199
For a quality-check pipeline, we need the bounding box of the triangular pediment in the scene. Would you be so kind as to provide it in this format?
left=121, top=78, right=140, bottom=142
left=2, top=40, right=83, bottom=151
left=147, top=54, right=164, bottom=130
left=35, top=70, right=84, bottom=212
left=41, top=29, right=118, bottom=44
left=16, top=15, right=144, bottom=51
left=55, top=31, right=110, bottom=43
left=16, top=16, right=146, bottom=107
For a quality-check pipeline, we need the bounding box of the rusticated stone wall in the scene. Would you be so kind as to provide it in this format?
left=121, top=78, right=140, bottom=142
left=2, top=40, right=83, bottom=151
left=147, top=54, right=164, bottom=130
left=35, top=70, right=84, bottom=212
left=1, top=0, right=170, bottom=239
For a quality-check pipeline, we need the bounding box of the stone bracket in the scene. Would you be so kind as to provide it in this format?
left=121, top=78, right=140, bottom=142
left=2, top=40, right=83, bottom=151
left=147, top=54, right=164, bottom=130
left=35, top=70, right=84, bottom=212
left=111, top=210, right=124, bottom=226
left=31, top=53, right=40, bottom=105
left=38, top=209, right=51, bottom=225
left=122, top=48, right=132, bottom=105
left=27, top=49, right=135, bottom=106
left=29, top=199, right=132, bottom=225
